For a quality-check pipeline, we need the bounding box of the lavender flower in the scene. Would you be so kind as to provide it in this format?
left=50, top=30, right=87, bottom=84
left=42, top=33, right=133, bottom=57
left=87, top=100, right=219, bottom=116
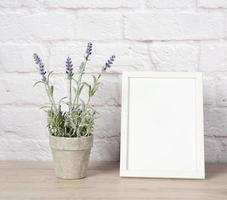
left=103, top=55, right=115, bottom=71
left=65, top=57, right=74, bottom=78
left=33, top=53, right=46, bottom=80
left=85, top=42, right=92, bottom=61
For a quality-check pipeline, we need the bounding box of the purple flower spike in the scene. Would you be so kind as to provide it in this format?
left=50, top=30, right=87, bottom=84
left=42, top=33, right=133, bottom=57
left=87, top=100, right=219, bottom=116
left=65, top=57, right=74, bottom=78
left=85, top=42, right=92, bottom=61
left=33, top=53, right=46, bottom=80
left=104, top=55, right=115, bottom=71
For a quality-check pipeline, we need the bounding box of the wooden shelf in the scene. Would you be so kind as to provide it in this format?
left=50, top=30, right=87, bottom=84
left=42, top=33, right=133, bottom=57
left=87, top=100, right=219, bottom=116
left=0, top=161, right=227, bottom=199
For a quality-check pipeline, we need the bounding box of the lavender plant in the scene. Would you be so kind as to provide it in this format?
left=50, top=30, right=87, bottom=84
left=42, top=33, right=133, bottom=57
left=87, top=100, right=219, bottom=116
left=33, top=43, right=115, bottom=137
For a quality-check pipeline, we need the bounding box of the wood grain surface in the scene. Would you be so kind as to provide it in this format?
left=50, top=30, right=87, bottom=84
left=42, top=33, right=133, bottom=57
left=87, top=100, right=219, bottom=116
left=0, top=161, right=226, bottom=200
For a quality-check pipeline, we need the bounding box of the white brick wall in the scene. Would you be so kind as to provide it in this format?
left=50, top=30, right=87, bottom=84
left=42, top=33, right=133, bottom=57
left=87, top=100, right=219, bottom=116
left=0, top=0, right=227, bottom=162
left=147, top=0, right=195, bottom=8
left=124, top=13, right=223, bottom=40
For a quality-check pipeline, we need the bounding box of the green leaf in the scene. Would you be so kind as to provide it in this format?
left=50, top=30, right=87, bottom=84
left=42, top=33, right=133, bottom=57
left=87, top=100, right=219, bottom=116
left=73, top=79, right=78, bottom=85
left=40, top=105, right=51, bottom=110
left=58, top=97, right=67, bottom=106
left=50, top=85, right=54, bottom=96
left=80, top=99, right=86, bottom=110
left=33, top=81, right=44, bottom=87
left=73, top=87, right=77, bottom=94
left=78, top=84, right=85, bottom=96
left=80, top=61, right=85, bottom=70
left=92, top=75, right=97, bottom=83
left=88, top=85, right=92, bottom=97
left=47, top=71, right=54, bottom=82
left=81, top=82, right=90, bottom=88
left=97, top=74, right=101, bottom=80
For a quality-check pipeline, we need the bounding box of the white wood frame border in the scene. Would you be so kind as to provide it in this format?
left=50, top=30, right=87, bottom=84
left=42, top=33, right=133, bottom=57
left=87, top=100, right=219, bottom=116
left=120, top=72, right=205, bottom=179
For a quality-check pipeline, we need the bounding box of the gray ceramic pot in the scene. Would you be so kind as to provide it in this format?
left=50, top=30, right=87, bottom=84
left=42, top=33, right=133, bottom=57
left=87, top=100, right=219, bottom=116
left=49, top=135, right=93, bottom=179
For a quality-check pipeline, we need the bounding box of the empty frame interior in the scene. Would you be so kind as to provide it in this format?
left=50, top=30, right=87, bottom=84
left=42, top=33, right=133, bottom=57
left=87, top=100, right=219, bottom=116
left=120, top=72, right=204, bottom=179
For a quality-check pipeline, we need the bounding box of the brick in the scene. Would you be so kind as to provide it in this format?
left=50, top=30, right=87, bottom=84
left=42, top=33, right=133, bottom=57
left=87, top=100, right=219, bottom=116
left=0, top=139, right=50, bottom=160
left=203, top=76, right=216, bottom=106
left=147, top=0, right=195, bottom=8
left=205, top=137, right=227, bottom=162
left=199, top=44, right=227, bottom=72
left=0, top=44, right=48, bottom=73
left=91, top=137, right=120, bottom=161
left=224, top=16, right=227, bottom=40
left=205, top=137, right=221, bottom=162
left=77, top=12, right=122, bottom=40
left=94, top=42, right=153, bottom=73
left=149, top=43, right=198, bottom=71
left=216, top=77, right=227, bottom=107
left=49, top=42, right=153, bottom=73
left=0, top=12, right=74, bottom=41
left=0, top=74, right=47, bottom=105
left=91, top=75, right=121, bottom=106
left=0, top=107, right=48, bottom=140
left=198, top=0, right=227, bottom=8
left=0, top=0, right=43, bottom=7
left=94, top=106, right=121, bottom=138
left=204, top=108, right=227, bottom=136
left=124, top=13, right=223, bottom=40
left=47, top=0, right=140, bottom=8
left=219, top=138, right=227, bottom=162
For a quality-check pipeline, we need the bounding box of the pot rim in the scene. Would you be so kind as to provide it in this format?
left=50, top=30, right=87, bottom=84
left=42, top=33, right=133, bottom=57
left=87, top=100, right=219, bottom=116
left=49, top=134, right=93, bottom=150
left=49, top=134, right=93, bottom=140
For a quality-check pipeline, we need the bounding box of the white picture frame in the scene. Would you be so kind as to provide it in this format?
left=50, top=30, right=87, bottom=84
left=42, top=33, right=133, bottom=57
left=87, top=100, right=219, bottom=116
left=120, top=72, right=205, bottom=179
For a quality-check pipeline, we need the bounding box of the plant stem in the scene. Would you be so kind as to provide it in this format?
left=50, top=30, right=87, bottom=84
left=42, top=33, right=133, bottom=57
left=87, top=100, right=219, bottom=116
left=69, top=78, right=72, bottom=112
left=86, top=73, right=102, bottom=106
left=73, top=60, right=87, bottom=107
left=86, top=96, right=91, bottom=106
left=76, top=71, right=83, bottom=105
left=45, top=81, right=57, bottom=112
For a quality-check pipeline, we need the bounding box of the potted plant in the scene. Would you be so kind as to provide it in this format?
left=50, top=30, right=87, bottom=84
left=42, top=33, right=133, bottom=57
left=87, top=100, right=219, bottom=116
left=33, top=42, right=115, bottom=179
